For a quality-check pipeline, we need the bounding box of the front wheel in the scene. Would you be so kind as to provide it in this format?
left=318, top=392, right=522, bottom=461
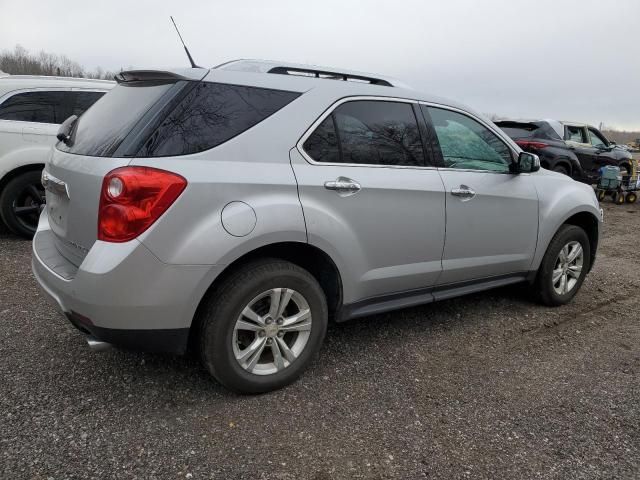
left=535, top=225, right=590, bottom=306
left=0, top=170, right=45, bottom=239
left=198, top=259, right=328, bottom=394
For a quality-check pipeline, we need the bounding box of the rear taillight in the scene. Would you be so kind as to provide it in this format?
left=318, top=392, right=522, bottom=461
left=516, top=140, right=549, bottom=150
left=98, top=167, right=187, bottom=243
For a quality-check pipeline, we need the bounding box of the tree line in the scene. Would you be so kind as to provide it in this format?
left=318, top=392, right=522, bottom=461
left=0, top=45, right=117, bottom=80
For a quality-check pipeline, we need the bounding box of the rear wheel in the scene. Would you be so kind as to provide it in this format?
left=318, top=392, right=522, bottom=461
left=626, top=192, right=637, bottom=204
left=614, top=193, right=625, bottom=205
left=0, top=171, right=45, bottom=239
left=198, top=259, right=328, bottom=394
left=596, top=190, right=606, bottom=201
left=535, top=225, right=590, bottom=306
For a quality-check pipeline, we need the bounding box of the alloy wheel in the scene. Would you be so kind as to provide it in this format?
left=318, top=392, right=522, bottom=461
left=232, top=288, right=312, bottom=376
left=552, top=241, right=584, bottom=295
left=12, top=182, right=45, bottom=233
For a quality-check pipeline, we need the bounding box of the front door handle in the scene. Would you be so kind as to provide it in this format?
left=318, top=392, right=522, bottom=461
left=451, top=185, right=476, bottom=200
left=324, top=176, right=361, bottom=197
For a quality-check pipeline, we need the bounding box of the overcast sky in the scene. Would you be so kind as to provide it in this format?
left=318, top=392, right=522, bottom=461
left=2, top=0, right=639, bottom=129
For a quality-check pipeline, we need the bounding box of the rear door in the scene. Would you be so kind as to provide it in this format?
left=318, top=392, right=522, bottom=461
left=422, top=105, right=539, bottom=285
left=291, top=98, right=446, bottom=303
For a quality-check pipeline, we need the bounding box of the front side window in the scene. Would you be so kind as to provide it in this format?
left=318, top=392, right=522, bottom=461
left=426, top=107, right=512, bottom=172
left=588, top=129, right=607, bottom=147
left=303, top=100, right=425, bottom=167
left=0, top=91, right=63, bottom=124
left=137, top=82, right=300, bottom=157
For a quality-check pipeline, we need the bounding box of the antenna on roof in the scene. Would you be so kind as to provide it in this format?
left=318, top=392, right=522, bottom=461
left=170, top=16, right=199, bottom=68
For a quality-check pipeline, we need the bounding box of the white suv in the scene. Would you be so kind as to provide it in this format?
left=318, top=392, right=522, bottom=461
left=0, top=73, right=113, bottom=237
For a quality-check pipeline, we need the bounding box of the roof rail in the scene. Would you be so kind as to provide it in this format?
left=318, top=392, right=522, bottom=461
left=267, top=66, right=393, bottom=87
left=215, top=60, right=407, bottom=88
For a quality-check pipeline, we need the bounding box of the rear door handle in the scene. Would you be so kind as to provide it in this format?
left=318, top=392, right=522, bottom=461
left=324, top=176, right=361, bottom=197
left=451, top=185, right=476, bottom=200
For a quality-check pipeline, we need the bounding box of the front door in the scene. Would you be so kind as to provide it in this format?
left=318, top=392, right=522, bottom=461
left=291, top=98, right=446, bottom=304
left=422, top=105, right=539, bottom=285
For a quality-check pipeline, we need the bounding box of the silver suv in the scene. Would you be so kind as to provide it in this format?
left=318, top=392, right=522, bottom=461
left=33, top=60, right=602, bottom=393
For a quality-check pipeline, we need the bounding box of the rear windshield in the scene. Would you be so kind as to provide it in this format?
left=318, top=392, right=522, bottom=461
left=59, top=81, right=181, bottom=157
left=496, top=121, right=562, bottom=141
left=58, top=80, right=300, bottom=158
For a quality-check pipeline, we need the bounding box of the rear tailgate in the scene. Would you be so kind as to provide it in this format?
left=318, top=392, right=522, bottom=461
left=43, top=69, right=208, bottom=266
left=44, top=150, right=131, bottom=266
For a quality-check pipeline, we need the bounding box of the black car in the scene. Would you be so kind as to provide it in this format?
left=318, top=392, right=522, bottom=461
left=496, top=119, right=635, bottom=183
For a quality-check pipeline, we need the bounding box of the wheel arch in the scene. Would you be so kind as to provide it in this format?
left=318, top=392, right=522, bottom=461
left=189, top=241, right=344, bottom=347
left=0, top=163, right=44, bottom=194
left=558, top=211, right=599, bottom=272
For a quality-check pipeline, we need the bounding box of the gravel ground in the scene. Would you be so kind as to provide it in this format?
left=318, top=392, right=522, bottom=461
left=1, top=202, right=639, bottom=480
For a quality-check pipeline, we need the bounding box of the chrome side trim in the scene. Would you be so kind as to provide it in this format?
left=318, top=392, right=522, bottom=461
left=295, top=95, right=520, bottom=170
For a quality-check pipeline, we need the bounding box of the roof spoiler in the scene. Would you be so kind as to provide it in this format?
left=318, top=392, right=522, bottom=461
left=114, top=70, right=190, bottom=83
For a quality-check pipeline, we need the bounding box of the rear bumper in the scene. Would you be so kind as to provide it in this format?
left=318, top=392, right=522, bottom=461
left=32, top=216, right=219, bottom=354
left=65, top=311, right=189, bottom=354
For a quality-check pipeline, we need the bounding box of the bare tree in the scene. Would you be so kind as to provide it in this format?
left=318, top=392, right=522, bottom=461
left=0, top=44, right=117, bottom=80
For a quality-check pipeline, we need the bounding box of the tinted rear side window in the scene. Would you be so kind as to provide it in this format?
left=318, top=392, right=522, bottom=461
left=59, top=82, right=181, bottom=157
left=137, top=83, right=300, bottom=157
left=303, top=116, right=340, bottom=163
left=66, top=91, right=105, bottom=117
left=303, top=100, right=425, bottom=167
left=335, top=101, right=424, bottom=166
left=0, top=91, right=61, bottom=123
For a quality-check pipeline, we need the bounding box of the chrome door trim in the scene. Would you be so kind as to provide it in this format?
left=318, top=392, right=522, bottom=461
left=295, top=95, right=522, bottom=172
left=295, top=95, right=438, bottom=171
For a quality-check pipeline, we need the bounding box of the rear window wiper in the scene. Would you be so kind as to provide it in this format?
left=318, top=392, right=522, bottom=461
left=57, top=115, right=78, bottom=145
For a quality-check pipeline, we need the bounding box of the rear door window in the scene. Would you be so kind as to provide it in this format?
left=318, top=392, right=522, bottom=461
left=137, top=83, right=300, bottom=157
left=302, top=116, right=340, bottom=163
left=0, top=91, right=62, bottom=124
left=66, top=91, right=105, bottom=117
left=303, top=100, right=426, bottom=167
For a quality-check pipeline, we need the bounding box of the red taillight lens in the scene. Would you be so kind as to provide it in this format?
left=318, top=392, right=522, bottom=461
left=98, top=167, right=187, bottom=243
left=516, top=140, right=549, bottom=150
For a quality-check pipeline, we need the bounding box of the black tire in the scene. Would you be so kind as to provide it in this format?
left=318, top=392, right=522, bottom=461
left=552, top=165, right=569, bottom=176
left=596, top=190, right=606, bottom=202
left=615, top=193, right=625, bottom=205
left=535, top=225, right=590, bottom=307
left=626, top=192, right=637, bottom=204
left=198, top=258, right=328, bottom=394
left=0, top=170, right=45, bottom=239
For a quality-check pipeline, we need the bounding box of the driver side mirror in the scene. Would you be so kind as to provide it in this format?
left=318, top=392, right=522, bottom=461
left=516, top=151, right=540, bottom=173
